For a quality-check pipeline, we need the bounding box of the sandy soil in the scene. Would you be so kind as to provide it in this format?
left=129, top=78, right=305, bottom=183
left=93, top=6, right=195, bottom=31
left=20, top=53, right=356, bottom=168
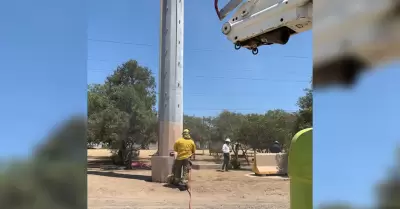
left=88, top=149, right=290, bottom=209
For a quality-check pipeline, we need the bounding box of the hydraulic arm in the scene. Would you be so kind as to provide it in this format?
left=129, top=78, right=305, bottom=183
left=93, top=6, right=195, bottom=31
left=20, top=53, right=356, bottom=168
left=216, top=0, right=400, bottom=86
left=215, top=0, right=312, bottom=55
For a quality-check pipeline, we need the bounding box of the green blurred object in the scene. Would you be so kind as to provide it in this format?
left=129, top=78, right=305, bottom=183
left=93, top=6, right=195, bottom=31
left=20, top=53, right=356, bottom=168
left=288, top=128, right=312, bottom=209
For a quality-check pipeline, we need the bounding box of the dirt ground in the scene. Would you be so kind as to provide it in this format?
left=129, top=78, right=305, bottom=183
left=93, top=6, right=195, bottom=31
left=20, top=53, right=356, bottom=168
left=88, top=149, right=290, bottom=209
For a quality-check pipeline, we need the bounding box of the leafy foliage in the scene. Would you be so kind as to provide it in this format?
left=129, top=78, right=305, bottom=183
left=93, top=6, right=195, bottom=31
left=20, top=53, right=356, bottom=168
left=87, top=60, right=157, bottom=168
left=87, top=60, right=313, bottom=169
left=295, top=88, right=312, bottom=131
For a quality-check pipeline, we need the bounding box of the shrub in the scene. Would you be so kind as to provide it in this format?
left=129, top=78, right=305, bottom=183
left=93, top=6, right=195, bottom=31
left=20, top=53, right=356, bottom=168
left=230, top=157, right=241, bottom=169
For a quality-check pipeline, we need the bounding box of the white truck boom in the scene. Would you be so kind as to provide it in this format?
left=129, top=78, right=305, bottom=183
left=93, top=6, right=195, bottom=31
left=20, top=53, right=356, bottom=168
left=215, top=0, right=312, bottom=55
left=216, top=0, right=400, bottom=86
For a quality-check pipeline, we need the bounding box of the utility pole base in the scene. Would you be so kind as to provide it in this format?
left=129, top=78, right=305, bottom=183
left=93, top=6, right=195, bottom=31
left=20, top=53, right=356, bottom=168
left=151, top=155, right=175, bottom=183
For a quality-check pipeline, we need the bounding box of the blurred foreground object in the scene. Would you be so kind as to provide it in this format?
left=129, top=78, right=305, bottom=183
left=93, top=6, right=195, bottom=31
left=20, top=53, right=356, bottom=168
left=375, top=147, right=400, bottom=208
left=288, top=128, right=312, bottom=209
left=0, top=116, right=87, bottom=209
left=313, top=0, right=400, bottom=87
left=318, top=147, right=400, bottom=208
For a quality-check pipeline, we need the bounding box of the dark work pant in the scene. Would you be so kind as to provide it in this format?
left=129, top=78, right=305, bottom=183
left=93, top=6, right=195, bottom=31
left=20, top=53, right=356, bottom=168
left=173, top=158, right=191, bottom=184
left=221, top=153, right=230, bottom=171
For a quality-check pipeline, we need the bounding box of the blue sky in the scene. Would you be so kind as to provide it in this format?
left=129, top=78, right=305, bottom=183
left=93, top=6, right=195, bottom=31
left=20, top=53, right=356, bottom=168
left=314, top=63, right=400, bottom=207
left=0, top=0, right=87, bottom=158
left=87, top=0, right=312, bottom=116
left=1, top=0, right=399, bottom=207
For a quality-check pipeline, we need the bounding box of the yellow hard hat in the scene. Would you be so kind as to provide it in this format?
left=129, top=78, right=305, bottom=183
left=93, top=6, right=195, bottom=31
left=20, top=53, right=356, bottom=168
left=183, top=129, right=190, bottom=134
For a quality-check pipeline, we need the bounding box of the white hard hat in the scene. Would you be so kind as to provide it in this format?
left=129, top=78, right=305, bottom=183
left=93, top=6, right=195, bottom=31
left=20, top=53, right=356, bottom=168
left=225, top=138, right=231, bottom=142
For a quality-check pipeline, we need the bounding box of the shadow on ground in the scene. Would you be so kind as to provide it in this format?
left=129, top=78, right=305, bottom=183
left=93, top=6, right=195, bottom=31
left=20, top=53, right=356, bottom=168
left=247, top=173, right=289, bottom=179
left=162, top=183, right=188, bottom=191
left=87, top=170, right=152, bottom=182
left=87, top=157, right=151, bottom=171
left=87, top=158, right=114, bottom=169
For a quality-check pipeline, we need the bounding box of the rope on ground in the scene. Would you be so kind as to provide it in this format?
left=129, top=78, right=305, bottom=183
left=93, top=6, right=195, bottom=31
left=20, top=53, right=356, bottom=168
left=187, top=168, right=192, bottom=209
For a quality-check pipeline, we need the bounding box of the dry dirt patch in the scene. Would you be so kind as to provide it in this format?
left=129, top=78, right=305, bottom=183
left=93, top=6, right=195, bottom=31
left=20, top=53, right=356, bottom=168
left=88, top=149, right=289, bottom=209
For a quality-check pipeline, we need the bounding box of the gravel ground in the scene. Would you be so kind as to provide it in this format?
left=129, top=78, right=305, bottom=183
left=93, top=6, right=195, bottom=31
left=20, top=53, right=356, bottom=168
left=88, top=168, right=290, bottom=209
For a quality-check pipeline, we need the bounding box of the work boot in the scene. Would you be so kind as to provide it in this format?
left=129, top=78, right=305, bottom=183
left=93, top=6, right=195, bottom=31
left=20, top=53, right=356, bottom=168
left=167, top=174, right=174, bottom=184
left=178, top=182, right=188, bottom=190
left=172, top=178, right=181, bottom=186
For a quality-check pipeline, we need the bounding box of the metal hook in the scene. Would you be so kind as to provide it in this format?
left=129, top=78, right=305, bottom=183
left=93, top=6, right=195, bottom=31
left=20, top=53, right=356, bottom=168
left=234, top=43, right=241, bottom=50
left=252, top=48, right=258, bottom=55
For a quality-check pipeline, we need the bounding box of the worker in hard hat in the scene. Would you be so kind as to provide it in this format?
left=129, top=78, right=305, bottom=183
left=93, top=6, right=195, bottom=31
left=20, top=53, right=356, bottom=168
left=221, top=138, right=231, bottom=172
left=172, top=128, right=196, bottom=186
left=269, top=140, right=282, bottom=153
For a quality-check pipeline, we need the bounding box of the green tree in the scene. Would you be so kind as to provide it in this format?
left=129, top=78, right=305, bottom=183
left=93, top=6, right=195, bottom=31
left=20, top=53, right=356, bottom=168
left=184, top=115, right=209, bottom=153
left=235, top=110, right=295, bottom=153
left=237, top=113, right=268, bottom=152
left=87, top=60, right=157, bottom=168
left=264, top=109, right=297, bottom=150
left=212, top=110, right=245, bottom=141
left=211, top=111, right=246, bottom=158
left=294, top=88, right=313, bottom=132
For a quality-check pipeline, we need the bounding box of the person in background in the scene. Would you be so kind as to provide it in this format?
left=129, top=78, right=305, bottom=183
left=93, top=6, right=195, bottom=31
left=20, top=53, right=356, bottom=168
left=172, top=129, right=196, bottom=186
left=221, top=138, right=231, bottom=172
left=269, top=141, right=282, bottom=153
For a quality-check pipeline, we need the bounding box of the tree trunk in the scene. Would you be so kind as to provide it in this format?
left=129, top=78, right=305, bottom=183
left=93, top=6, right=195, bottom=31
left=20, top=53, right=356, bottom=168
left=117, top=140, right=134, bottom=169
left=240, top=146, right=250, bottom=165
left=125, top=149, right=133, bottom=169
left=231, top=144, right=238, bottom=160
left=234, top=143, right=239, bottom=164
left=114, top=149, right=124, bottom=165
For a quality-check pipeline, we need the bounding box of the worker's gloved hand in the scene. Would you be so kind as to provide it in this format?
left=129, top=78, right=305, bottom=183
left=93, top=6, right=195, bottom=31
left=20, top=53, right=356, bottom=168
left=169, top=152, right=175, bottom=157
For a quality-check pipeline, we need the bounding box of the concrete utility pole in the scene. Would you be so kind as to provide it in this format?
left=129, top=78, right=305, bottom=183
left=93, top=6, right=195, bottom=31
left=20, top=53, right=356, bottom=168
left=151, top=0, right=184, bottom=183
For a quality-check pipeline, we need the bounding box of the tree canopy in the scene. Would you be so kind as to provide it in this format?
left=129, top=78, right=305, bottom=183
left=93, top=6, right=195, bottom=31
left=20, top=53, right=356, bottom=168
left=87, top=60, right=157, bottom=167
left=87, top=59, right=313, bottom=168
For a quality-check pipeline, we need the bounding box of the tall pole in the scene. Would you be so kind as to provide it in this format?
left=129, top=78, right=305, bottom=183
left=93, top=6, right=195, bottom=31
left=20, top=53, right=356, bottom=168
left=151, top=0, right=184, bottom=183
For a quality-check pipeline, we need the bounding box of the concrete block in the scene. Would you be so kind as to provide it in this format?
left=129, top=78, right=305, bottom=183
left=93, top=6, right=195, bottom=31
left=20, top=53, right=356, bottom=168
left=151, top=155, right=175, bottom=183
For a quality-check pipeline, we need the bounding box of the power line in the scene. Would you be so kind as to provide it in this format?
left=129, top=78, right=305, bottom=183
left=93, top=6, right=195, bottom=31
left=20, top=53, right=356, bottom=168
left=156, top=92, right=301, bottom=98
left=87, top=38, right=310, bottom=59
left=88, top=83, right=305, bottom=97
left=87, top=58, right=308, bottom=75
left=88, top=69, right=309, bottom=83
left=88, top=38, right=153, bottom=47
left=88, top=89, right=306, bottom=98
left=176, top=107, right=299, bottom=112
left=88, top=69, right=310, bottom=83
left=188, top=75, right=308, bottom=82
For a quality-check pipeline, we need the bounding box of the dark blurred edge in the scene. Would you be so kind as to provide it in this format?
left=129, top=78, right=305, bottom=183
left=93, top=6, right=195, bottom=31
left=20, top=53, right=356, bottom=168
left=313, top=0, right=400, bottom=89
left=0, top=116, right=87, bottom=209
left=313, top=55, right=367, bottom=88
